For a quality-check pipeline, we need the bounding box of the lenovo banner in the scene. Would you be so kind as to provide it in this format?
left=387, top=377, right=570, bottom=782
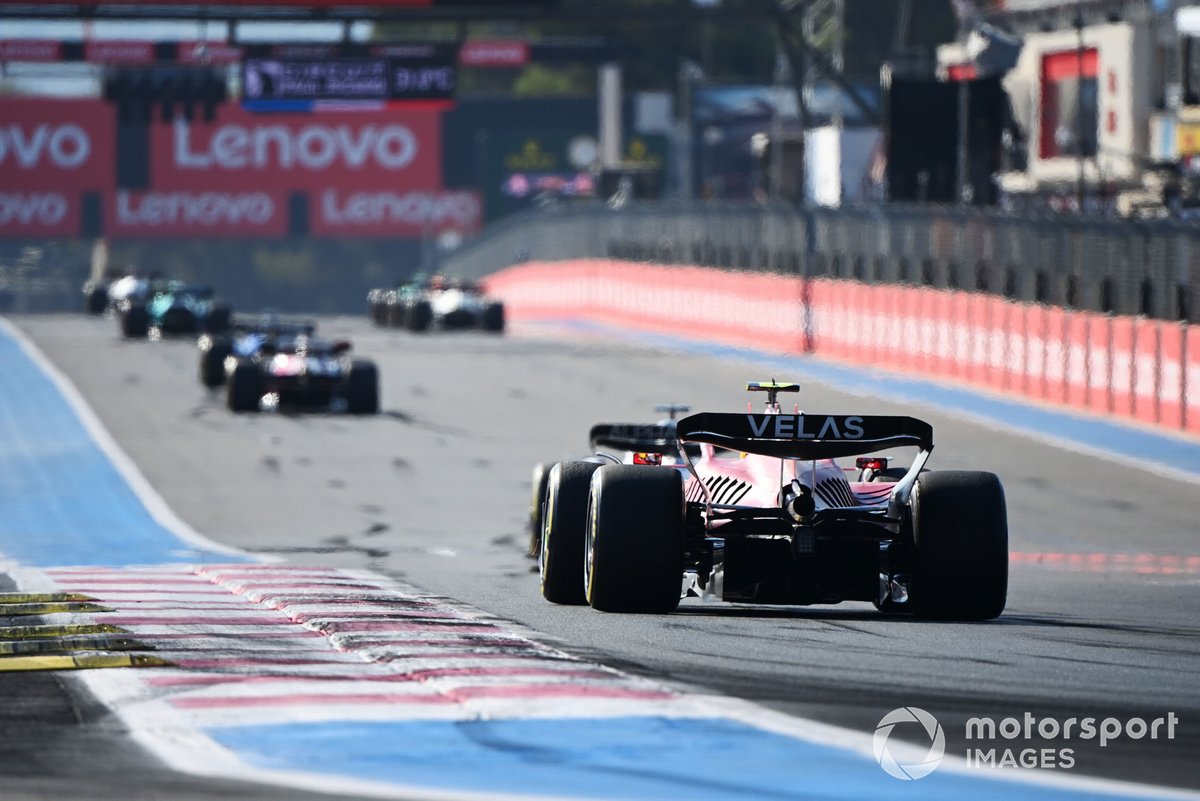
left=155, top=105, right=441, bottom=191
left=0, top=100, right=113, bottom=237
left=0, top=192, right=81, bottom=238
left=110, top=189, right=288, bottom=237
left=0, top=100, right=114, bottom=190
left=0, top=98, right=478, bottom=239
left=312, top=188, right=481, bottom=236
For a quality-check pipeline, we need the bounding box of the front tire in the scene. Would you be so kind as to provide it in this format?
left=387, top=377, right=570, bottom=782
left=345, top=359, right=379, bottom=415
left=482, top=302, right=505, bottom=333
left=119, top=304, right=149, bottom=339
left=226, top=358, right=263, bottom=413
left=909, top=471, right=1008, bottom=621
left=527, top=462, right=555, bottom=557
left=367, top=290, right=388, bottom=326
left=406, top=300, right=433, bottom=332
left=84, top=284, right=108, bottom=315
left=385, top=298, right=406, bottom=328
left=198, top=337, right=232, bottom=387
left=585, top=465, right=685, bottom=613
left=540, top=461, right=601, bottom=605
left=205, top=303, right=232, bottom=334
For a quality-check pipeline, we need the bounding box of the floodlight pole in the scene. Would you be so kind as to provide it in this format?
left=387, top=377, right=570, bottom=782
left=1076, top=0, right=1086, bottom=214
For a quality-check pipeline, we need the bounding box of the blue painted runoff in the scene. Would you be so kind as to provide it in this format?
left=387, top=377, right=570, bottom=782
left=210, top=717, right=1167, bottom=801
left=556, top=320, right=1200, bottom=479
left=0, top=323, right=246, bottom=567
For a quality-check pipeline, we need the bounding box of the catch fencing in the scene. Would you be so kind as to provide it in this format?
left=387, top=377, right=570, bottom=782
left=445, top=203, right=1200, bottom=436
left=444, top=201, right=1200, bottom=324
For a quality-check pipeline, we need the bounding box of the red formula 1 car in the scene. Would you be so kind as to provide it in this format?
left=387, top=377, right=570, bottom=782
left=537, top=382, right=1008, bottom=620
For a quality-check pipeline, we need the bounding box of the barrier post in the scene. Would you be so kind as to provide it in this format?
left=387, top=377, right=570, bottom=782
left=1133, top=319, right=1161, bottom=425
left=1159, top=323, right=1186, bottom=430
left=1086, top=314, right=1113, bottom=416
left=1186, top=326, right=1200, bottom=434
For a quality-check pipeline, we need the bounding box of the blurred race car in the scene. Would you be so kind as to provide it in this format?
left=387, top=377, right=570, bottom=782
left=527, top=404, right=692, bottom=557
left=118, top=280, right=231, bottom=340
left=536, top=382, right=1008, bottom=620
left=83, top=272, right=139, bottom=316
left=367, top=274, right=504, bottom=333
left=366, top=285, right=397, bottom=327
left=83, top=272, right=150, bottom=316
left=224, top=331, right=379, bottom=415
left=197, top=314, right=317, bottom=388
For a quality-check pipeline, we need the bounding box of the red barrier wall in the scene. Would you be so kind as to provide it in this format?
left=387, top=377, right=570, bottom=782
left=484, top=259, right=1199, bottom=438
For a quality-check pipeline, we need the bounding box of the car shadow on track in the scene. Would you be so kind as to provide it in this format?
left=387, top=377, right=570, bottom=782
left=670, top=605, right=1200, bottom=638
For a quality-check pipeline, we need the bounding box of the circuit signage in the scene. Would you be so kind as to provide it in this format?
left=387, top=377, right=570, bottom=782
left=243, top=47, right=456, bottom=103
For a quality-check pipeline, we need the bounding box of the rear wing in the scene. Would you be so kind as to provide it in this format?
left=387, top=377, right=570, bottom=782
left=675, top=412, right=932, bottom=460
left=589, top=423, right=677, bottom=454
left=230, top=315, right=317, bottom=337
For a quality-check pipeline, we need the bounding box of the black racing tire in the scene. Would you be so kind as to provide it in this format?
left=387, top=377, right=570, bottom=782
left=527, top=462, right=555, bottom=558
left=909, top=470, right=1008, bottom=621
left=205, top=303, right=232, bottom=334
left=119, top=304, right=150, bottom=339
left=367, top=291, right=388, bottom=326
left=406, top=300, right=433, bottom=333
left=539, top=461, right=601, bottom=605
left=345, top=359, right=380, bottom=415
left=226, top=358, right=263, bottom=413
left=385, top=300, right=406, bottom=328
left=159, top=306, right=198, bottom=335
left=482, top=302, right=505, bottom=333
left=84, top=284, right=108, bottom=315
left=199, top=337, right=232, bottom=388
left=585, top=465, right=685, bottom=614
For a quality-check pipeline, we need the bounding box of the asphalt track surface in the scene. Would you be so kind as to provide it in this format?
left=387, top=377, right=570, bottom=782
left=4, top=313, right=1200, bottom=798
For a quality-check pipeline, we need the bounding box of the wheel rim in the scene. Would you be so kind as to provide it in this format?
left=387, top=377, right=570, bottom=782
left=583, top=497, right=595, bottom=600
left=538, top=509, right=550, bottom=585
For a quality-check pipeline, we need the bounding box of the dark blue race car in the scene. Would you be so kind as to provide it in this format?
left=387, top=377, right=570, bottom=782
left=197, top=315, right=316, bottom=388
left=118, top=281, right=232, bottom=340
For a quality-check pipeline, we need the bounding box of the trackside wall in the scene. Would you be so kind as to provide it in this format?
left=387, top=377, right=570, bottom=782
left=483, top=259, right=1200, bottom=436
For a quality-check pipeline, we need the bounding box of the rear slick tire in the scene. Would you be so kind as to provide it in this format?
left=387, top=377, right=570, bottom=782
left=539, top=461, right=601, bottom=605
left=585, top=465, right=685, bottom=614
left=406, top=300, right=433, bottom=333
left=120, top=304, right=149, bottom=339
left=910, top=470, right=1008, bottom=621
left=227, top=359, right=263, bottom=413
left=199, top=338, right=232, bottom=388
left=345, top=360, right=380, bottom=415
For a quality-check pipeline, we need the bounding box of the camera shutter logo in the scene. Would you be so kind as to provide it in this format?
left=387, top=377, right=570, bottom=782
left=874, top=707, right=946, bottom=780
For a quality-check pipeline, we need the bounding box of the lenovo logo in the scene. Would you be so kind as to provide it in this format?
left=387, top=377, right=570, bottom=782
left=0, top=124, right=90, bottom=169
left=117, top=191, right=275, bottom=226
left=174, top=119, right=418, bottom=171
left=0, top=192, right=68, bottom=226
left=320, top=190, right=480, bottom=227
